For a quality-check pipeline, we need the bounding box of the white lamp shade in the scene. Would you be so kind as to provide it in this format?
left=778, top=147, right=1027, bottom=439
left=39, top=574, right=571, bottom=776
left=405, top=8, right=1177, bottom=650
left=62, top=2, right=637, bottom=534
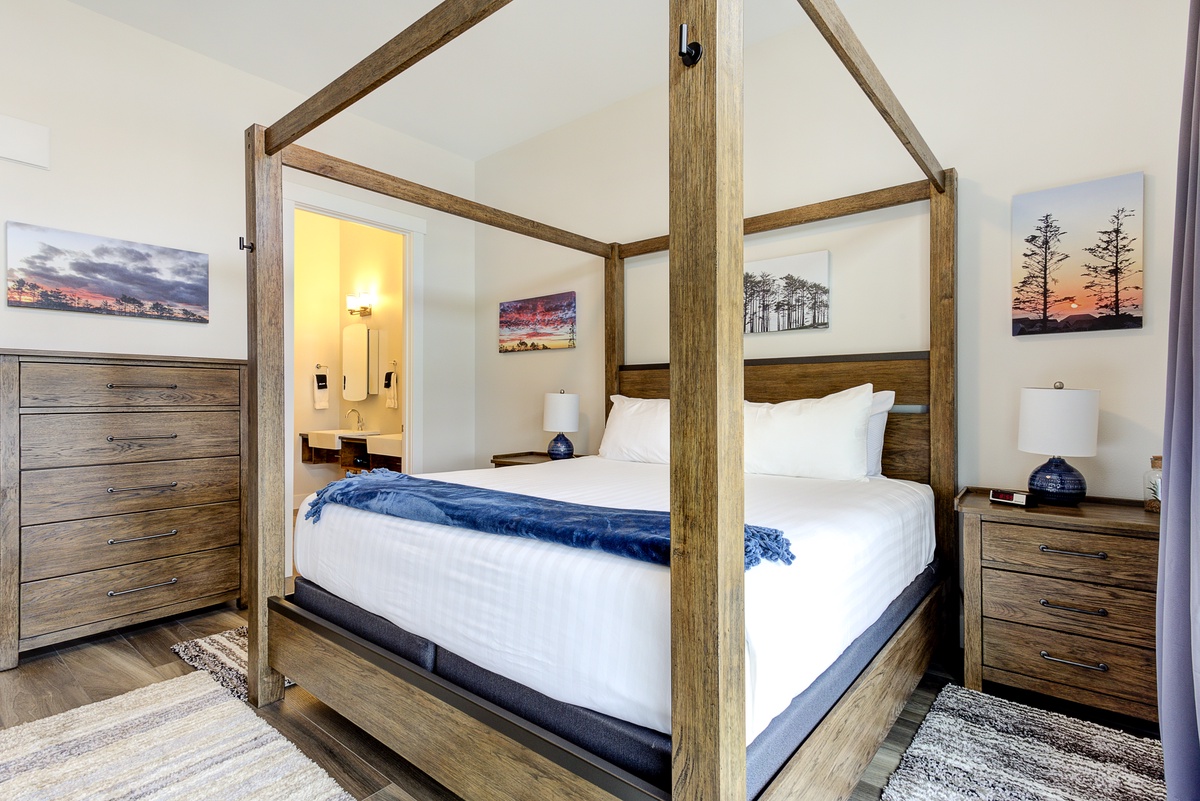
left=1018, top=386, right=1100, bottom=457
left=543, top=392, right=579, bottom=433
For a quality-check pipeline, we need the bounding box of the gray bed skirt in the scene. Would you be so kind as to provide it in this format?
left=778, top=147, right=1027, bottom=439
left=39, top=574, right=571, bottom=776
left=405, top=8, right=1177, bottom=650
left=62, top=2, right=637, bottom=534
left=293, top=561, right=937, bottom=797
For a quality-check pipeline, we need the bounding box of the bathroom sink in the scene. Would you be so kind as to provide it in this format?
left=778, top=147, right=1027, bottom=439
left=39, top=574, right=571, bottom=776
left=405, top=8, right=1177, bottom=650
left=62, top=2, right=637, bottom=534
left=366, top=433, right=404, bottom=457
left=304, top=429, right=380, bottom=450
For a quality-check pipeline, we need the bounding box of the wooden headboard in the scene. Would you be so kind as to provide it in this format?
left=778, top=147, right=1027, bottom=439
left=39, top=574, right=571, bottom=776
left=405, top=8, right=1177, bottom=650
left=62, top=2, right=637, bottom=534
left=617, top=351, right=932, bottom=484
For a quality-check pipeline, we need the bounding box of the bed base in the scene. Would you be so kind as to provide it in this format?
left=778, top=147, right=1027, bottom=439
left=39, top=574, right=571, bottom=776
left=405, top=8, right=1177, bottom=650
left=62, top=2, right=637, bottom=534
left=267, top=582, right=942, bottom=801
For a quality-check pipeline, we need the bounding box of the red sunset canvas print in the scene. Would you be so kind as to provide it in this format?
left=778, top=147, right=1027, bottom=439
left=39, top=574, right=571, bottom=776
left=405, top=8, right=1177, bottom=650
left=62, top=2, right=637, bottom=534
left=498, top=291, right=576, bottom=352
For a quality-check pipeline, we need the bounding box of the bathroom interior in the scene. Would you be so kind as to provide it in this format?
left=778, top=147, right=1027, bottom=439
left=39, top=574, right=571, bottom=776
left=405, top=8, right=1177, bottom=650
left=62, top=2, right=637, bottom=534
left=292, top=207, right=407, bottom=512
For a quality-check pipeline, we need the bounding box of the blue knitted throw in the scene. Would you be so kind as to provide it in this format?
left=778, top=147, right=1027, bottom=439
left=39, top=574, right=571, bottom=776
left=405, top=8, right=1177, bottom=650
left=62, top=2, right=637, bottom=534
left=305, top=469, right=794, bottom=571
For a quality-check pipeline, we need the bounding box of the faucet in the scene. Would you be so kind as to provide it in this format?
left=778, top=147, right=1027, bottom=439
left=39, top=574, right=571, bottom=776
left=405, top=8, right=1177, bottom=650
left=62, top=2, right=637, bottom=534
left=346, top=408, right=364, bottom=431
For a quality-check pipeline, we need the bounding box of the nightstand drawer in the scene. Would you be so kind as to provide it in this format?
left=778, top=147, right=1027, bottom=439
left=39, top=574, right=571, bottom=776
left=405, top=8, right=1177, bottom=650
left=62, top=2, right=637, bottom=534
left=982, top=522, right=1157, bottom=589
left=20, top=502, right=241, bottom=582
left=20, top=546, right=240, bottom=638
left=20, top=456, right=240, bottom=525
left=20, top=410, right=240, bottom=469
left=983, top=619, right=1156, bottom=708
left=982, top=568, right=1155, bottom=649
left=20, top=363, right=240, bottom=408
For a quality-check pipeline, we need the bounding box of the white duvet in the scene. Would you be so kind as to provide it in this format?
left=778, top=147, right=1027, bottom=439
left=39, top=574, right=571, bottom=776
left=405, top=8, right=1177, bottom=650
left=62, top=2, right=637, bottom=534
left=293, top=456, right=934, bottom=743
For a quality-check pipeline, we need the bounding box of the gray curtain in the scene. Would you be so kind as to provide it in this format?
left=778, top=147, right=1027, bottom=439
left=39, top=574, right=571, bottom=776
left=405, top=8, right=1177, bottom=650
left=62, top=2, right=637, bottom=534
left=1160, top=0, right=1200, bottom=796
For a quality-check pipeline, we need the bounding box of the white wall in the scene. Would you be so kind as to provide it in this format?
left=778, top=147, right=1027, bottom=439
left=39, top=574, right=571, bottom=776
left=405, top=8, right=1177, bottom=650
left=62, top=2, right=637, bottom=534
left=476, top=0, right=1188, bottom=498
left=1, top=0, right=477, bottom=471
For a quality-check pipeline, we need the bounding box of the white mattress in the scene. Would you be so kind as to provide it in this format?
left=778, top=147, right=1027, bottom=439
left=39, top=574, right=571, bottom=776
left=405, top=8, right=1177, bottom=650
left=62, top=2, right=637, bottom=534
left=294, top=456, right=934, bottom=743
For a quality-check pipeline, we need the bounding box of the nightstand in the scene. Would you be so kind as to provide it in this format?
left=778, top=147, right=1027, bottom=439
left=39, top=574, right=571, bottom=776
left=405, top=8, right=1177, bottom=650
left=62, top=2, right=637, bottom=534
left=491, top=451, right=554, bottom=467
left=959, top=487, right=1160, bottom=721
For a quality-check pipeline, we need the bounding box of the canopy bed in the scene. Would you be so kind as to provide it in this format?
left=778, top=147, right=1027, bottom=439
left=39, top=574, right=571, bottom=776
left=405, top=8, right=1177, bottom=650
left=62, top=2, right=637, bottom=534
left=243, top=1, right=958, bottom=799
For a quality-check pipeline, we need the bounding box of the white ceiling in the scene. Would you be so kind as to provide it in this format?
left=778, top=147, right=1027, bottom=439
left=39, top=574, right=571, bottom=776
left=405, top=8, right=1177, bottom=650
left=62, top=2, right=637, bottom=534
left=67, top=0, right=810, bottom=161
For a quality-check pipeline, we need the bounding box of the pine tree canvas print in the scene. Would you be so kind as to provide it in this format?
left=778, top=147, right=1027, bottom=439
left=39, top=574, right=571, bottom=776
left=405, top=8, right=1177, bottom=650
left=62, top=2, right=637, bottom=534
left=744, top=250, right=830, bottom=333
left=1011, top=172, right=1143, bottom=336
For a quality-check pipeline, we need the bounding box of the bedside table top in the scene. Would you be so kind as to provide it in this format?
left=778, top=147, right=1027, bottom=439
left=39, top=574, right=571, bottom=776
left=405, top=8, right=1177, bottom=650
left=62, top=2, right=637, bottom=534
left=491, top=451, right=555, bottom=466
left=956, top=487, right=1161, bottom=536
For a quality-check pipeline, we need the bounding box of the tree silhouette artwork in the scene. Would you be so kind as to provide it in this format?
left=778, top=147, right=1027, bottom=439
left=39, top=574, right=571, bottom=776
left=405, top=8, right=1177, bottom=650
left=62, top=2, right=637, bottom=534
left=1082, top=207, right=1141, bottom=327
left=1012, top=213, right=1075, bottom=333
left=6, top=222, right=210, bottom=323
left=743, top=266, right=829, bottom=333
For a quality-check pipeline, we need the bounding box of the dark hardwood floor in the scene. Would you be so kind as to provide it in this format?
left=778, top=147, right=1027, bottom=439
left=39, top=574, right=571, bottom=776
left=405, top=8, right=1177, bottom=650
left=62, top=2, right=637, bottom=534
left=0, top=602, right=948, bottom=800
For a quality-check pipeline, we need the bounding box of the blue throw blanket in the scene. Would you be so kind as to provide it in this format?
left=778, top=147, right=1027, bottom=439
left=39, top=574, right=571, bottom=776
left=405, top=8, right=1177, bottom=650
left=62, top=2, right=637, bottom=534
left=305, top=469, right=794, bottom=571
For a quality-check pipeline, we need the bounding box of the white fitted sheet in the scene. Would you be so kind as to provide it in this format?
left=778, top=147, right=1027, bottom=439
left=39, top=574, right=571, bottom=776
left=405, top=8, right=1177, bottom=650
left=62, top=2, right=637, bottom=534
left=293, top=456, right=935, bottom=743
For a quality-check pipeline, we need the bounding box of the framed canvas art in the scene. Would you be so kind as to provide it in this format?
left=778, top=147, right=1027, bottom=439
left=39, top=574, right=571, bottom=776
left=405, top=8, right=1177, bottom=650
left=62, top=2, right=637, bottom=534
left=1011, top=172, right=1143, bottom=336
left=498, top=290, right=576, bottom=352
left=744, top=250, right=830, bottom=333
left=6, top=222, right=210, bottom=323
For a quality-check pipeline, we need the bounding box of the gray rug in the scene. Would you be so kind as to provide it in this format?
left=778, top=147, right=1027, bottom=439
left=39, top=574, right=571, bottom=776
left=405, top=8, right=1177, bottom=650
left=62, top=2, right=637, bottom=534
left=171, top=626, right=292, bottom=702
left=0, top=671, right=350, bottom=801
left=883, top=684, right=1165, bottom=800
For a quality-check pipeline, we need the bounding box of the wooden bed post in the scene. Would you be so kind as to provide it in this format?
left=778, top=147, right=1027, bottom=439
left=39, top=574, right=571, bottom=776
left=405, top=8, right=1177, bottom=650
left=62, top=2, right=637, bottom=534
left=668, top=1, right=746, bottom=799
left=604, top=243, right=625, bottom=417
left=929, top=168, right=958, bottom=661
left=245, top=123, right=287, bottom=706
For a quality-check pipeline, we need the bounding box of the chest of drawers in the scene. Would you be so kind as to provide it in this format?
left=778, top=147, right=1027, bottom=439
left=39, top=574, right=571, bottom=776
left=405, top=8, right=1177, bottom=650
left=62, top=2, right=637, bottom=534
left=959, top=488, right=1160, bottom=721
left=0, top=352, right=246, bottom=669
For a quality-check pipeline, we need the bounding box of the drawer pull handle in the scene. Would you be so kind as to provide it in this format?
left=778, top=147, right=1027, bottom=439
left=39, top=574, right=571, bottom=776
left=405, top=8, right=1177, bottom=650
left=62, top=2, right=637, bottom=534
left=107, top=433, right=179, bottom=442
left=106, top=383, right=178, bottom=390
left=1039, top=544, right=1108, bottom=560
left=107, top=482, right=178, bottom=493
left=108, top=529, right=179, bottom=546
left=1040, top=650, right=1109, bottom=672
left=107, top=577, right=178, bottom=597
left=1039, top=598, right=1109, bottom=617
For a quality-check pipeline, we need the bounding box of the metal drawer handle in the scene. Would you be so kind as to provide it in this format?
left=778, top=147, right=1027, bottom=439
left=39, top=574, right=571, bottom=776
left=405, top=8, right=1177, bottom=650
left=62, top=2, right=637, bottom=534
left=107, top=482, right=178, bottom=493
left=107, top=577, right=178, bottom=597
left=1040, top=650, right=1109, bottom=672
left=1039, top=544, right=1108, bottom=560
left=106, top=382, right=178, bottom=390
left=107, top=433, right=179, bottom=442
left=1039, top=598, right=1108, bottom=617
left=108, top=529, right=179, bottom=546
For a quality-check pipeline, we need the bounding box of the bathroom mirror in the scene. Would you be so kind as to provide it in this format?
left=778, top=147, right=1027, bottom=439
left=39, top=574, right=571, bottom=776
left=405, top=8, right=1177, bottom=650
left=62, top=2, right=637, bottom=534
left=343, top=323, right=382, bottom=401
left=343, top=323, right=367, bottom=400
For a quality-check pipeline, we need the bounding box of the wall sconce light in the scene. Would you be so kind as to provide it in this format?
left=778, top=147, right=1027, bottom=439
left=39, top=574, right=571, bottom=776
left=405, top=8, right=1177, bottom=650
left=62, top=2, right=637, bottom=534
left=346, top=292, right=373, bottom=317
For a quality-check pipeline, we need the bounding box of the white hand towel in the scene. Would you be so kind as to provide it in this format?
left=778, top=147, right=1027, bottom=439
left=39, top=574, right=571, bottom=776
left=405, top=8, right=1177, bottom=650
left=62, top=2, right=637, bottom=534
left=385, top=371, right=398, bottom=409
left=313, top=374, right=329, bottom=410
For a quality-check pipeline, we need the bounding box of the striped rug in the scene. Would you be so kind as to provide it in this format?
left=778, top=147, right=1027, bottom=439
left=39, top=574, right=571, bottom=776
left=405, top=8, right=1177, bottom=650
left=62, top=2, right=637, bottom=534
left=172, top=626, right=292, bottom=702
left=883, top=683, right=1165, bottom=800
left=0, top=671, right=351, bottom=801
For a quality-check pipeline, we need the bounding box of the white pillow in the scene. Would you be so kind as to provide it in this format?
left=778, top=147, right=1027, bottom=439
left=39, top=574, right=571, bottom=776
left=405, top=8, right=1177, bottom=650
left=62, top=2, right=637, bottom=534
left=744, top=384, right=874, bottom=480
left=598, top=395, right=671, bottom=464
left=867, top=390, right=896, bottom=477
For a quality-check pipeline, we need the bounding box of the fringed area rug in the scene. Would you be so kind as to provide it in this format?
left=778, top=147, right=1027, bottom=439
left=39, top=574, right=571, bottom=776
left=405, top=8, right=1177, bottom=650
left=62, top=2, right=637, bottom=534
left=882, top=684, right=1165, bottom=800
left=171, top=626, right=292, bottom=702
left=0, top=671, right=350, bottom=801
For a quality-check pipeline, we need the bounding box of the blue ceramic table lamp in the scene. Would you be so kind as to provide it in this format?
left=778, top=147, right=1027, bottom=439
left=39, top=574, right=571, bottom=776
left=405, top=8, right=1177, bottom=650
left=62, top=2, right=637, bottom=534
left=1017, top=382, right=1100, bottom=506
left=544, top=390, right=579, bottom=459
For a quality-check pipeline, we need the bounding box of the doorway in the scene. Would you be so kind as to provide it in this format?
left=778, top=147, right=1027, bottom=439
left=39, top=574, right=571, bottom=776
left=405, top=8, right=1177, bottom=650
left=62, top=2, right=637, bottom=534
left=282, top=183, right=425, bottom=569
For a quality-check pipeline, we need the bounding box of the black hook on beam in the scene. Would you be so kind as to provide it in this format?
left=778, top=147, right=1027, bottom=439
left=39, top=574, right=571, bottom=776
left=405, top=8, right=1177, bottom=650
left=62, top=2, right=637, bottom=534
left=679, top=24, right=702, bottom=67
left=239, top=236, right=255, bottom=252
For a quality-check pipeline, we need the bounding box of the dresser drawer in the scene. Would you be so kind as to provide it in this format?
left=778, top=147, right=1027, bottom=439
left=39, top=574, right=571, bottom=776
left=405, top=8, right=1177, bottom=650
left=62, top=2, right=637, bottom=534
left=20, top=546, right=239, bottom=639
left=20, top=502, right=240, bottom=582
left=20, top=363, right=240, bottom=408
left=20, top=456, right=239, bottom=525
left=983, top=618, right=1156, bottom=707
left=21, top=410, right=240, bottom=469
left=982, top=568, right=1155, bottom=649
left=981, top=522, right=1157, bottom=589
